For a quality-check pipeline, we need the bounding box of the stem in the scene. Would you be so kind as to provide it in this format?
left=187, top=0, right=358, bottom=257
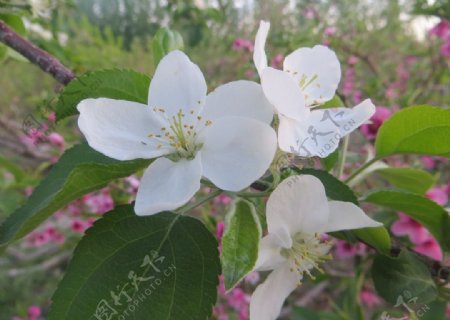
left=0, top=19, right=75, bottom=85
left=177, top=189, right=222, bottom=214
left=344, top=157, right=379, bottom=184
left=337, top=135, right=349, bottom=179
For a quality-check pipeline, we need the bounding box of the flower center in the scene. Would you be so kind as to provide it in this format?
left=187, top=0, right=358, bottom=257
left=281, top=232, right=332, bottom=281
left=298, top=73, right=319, bottom=90
left=147, top=107, right=212, bottom=160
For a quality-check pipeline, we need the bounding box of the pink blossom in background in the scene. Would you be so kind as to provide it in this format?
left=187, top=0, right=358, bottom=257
left=244, top=69, right=255, bottom=79
left=216, top=221, right=225, bottom=240
left=420, top=156, right=438, bottom=170
left=324, top=26, right=336, bottom=36
left=125, top=175, right=140, bottom=195
left=404, top=55, right=418, bottom=64
left=360, top=289, right=382, bottom=308
left=27, top=306, right=41, bottom=319
left=214, top=274, right=251, bottom=320
left=71, top=219, right=89, bottom=233
left=303, top=8, right=316, bottom=19
left=22, top=129, right=45, bottom=146
left=360, top=106, right=392, bottom=140
left=396, top=64, right=409, bottom=80
left=385, top=86, right=398, bottom=100
left=347, top=55, right=359, bottom=65
left=232, top=38, right=254, bottom=52
left=429, top=20, right=450, bottom=38
left=67, top=202, right=82, bottom=216
left=47, top=132, right=65, bottom=150
left=214, top=194, right=233, bottom=206
left=82, top=189, right=114, bottom=214
left=334, top=239, right=366, bottom=259
left=426, top=186, right=448, bottom=206
left=391, top=213, right=443, bottom=261
left=213, top=305, right=229, bottom=320
left=440, top=39, right=450, bottom=57
left=26, top=224, right=65, bottom=246
left=244, top=271, right=260, bottom=285
left=26, top=232, right=49, bottom=246
left=391, top=213, right=428, bottom=245
left=342, top=67, right=355, bottom=95
left=270, top=53, right=284, bottom=69
left=47, top=111, right=56, bottom=123
left=352, top=90, right=363, bottom=104
left=12, top=305, right=42, bottom=320
left=25, top=186, right=34, bottom=196
left=414, top=236, right=443, bottom=261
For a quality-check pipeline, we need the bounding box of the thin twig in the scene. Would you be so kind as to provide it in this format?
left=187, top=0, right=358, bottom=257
left=0, top=19, right=75, bottom=85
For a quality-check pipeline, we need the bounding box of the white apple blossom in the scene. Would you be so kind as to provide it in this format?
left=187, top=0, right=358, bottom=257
left=253, top=21, right=376, bottom=158
left=249, top=175, right=382, bottom=320
left=77, top=50, right=277, bottom=216
left=29, top=0, right=55, bottom=18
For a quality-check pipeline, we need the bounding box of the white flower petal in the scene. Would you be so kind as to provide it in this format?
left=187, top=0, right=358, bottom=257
left=77, top=98, right=170, bottom=160
left=254, top=233, right=290, bottom=272
left=267, top=175, right=330, bottom=236
left=286, top=99, right=376, bottom=158
left=253, top=20, right=270, bottom=76
left=315, top=99, right=376, bottom=136
left=134, top=155, right=202, bottom=216
left=148, top=50, right=207, bottom=120
left=200, top=116, right=277, bottom=191
left=281, top=108, right=350, bottom=158
left=261, top=67, right=309, bottom=121
left=326, top=201, right=383, bottom=233
left=201, top=80, right=274, bottom=124
left=283, top=45, right=341, bottom=106
left=249, top=263, right=300, bottom=320
left=277, top=115, right=309, bottom=155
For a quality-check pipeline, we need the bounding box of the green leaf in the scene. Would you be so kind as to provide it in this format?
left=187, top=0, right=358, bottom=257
left=49, top=206, right=220, bottom=320
left=0, top=156, right=26, bottom=182
left=320, top=95, right=345, bottom=109
left=352, top=227, right=391, bottom=255
left=375, top=167, right=436, bottom=194
left=375, top=106, right=450, bottom=158
left=0, top=14, right=26, bottom=63
left=0, top=13, right=26, bottom=35
left=0, top=44, right=7, bottom=62
left=55, top=69, right=150, bottom=121
left=419, top=300, right=448, bottom=320
left=0, top=144, right=151, bottom=249
left=152, top=27, right=184, bottom=67
left=372, top=251, right=438, bottom=304
left=363, top=190, right=450, bottom=251
left=287, top=168, right=391, bottom=254
left=222, top=199, right=261, bottom=290
left=321, top=149, right=340, bottom=172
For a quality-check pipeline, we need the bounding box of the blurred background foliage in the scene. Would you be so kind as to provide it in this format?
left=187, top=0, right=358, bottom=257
left=0, top=0, right=449, bottom=319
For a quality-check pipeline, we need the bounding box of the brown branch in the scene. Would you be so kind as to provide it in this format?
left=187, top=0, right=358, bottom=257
left=0, top=19, right=75, bottom=85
